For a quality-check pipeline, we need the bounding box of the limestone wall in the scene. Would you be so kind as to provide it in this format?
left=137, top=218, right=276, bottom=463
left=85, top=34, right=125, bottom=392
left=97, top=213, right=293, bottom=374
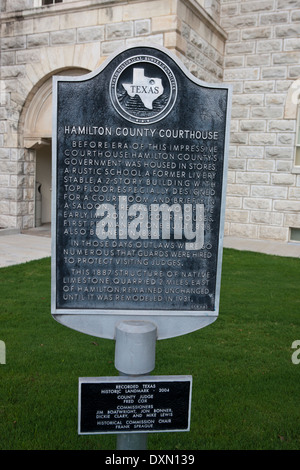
left=221, top=0, right=300, bottom=242
left=0, top=0, right=226, bottom=229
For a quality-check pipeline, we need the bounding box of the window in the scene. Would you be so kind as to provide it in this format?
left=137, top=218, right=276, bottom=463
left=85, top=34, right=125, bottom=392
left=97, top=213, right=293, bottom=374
left=295, top=106, right=300, bottom=166
left=42, top=0, right=63, bottom=5
left=290, top=228, right=300, bottom=242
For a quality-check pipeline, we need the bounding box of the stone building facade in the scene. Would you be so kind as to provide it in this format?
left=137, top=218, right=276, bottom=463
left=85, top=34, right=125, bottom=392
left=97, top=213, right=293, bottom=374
left=221, top=0, right=300, bottom=243
left=0, top=0, right=300, bottom=245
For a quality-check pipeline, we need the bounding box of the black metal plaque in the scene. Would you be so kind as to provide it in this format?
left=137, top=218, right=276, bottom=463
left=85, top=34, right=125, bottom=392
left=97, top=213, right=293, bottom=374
left=52, top=44, right=231, bottom=339
left=78, top=376, right=192, bottom=434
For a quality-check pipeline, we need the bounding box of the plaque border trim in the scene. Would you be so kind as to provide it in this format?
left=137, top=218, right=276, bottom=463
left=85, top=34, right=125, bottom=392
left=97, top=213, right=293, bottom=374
left=51, top=43, right=232, bottom=340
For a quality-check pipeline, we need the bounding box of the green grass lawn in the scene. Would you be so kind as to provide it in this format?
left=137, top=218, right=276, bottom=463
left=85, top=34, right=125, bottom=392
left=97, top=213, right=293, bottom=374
left=0, top=248, right=299, bottom=450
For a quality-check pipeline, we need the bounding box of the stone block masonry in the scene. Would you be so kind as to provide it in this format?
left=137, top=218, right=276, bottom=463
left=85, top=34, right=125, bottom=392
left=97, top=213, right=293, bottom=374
left=221, top=0, right=300, bottom=242
left=1, top=0, right=300, bottom=246
left=0, top=0, right=226, bottom=230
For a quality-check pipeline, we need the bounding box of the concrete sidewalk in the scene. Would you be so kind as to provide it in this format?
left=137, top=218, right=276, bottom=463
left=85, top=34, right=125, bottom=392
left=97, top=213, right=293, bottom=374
left=0, top=226, right=299, bottom=268
left=0, top=229, right=51, bottom=268
left=224, top=235, right=300, bottom=258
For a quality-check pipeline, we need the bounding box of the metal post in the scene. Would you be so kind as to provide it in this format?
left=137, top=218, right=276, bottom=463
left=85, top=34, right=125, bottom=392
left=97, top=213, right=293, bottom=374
left=114, top=320, right=157, bottom=450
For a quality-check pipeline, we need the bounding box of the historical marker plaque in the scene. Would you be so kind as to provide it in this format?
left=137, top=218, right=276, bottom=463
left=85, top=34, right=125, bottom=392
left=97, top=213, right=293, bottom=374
left=78, top=376, right=192, bottom=434
left=51, top=44, right=232, bottom=339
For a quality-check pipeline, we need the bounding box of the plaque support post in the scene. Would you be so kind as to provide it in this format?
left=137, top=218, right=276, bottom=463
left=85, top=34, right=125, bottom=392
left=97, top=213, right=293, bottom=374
left=114, top=321, right=157, bottom=450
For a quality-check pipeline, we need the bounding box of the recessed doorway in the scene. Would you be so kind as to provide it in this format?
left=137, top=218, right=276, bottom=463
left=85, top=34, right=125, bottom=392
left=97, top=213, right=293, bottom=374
left=23, top=68, right=89, bottom=228
left=36, top=143, right=52, bottom=225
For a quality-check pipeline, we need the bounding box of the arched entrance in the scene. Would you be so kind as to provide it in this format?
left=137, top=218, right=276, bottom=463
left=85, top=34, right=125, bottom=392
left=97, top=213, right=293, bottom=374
left=23, top=68, right=89, bottom=227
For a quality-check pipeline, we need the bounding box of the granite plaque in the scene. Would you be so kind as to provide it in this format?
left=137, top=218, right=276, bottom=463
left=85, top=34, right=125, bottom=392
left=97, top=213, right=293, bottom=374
left=51, top=44, right=232, bottom=339
left=78, top=376, right=192, bottom=434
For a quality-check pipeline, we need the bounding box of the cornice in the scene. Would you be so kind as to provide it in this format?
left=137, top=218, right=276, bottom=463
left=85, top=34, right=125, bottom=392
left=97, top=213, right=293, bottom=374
left=0, top=0, right=227, bottom=42
left=0, top=0, right=127, bottom=22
